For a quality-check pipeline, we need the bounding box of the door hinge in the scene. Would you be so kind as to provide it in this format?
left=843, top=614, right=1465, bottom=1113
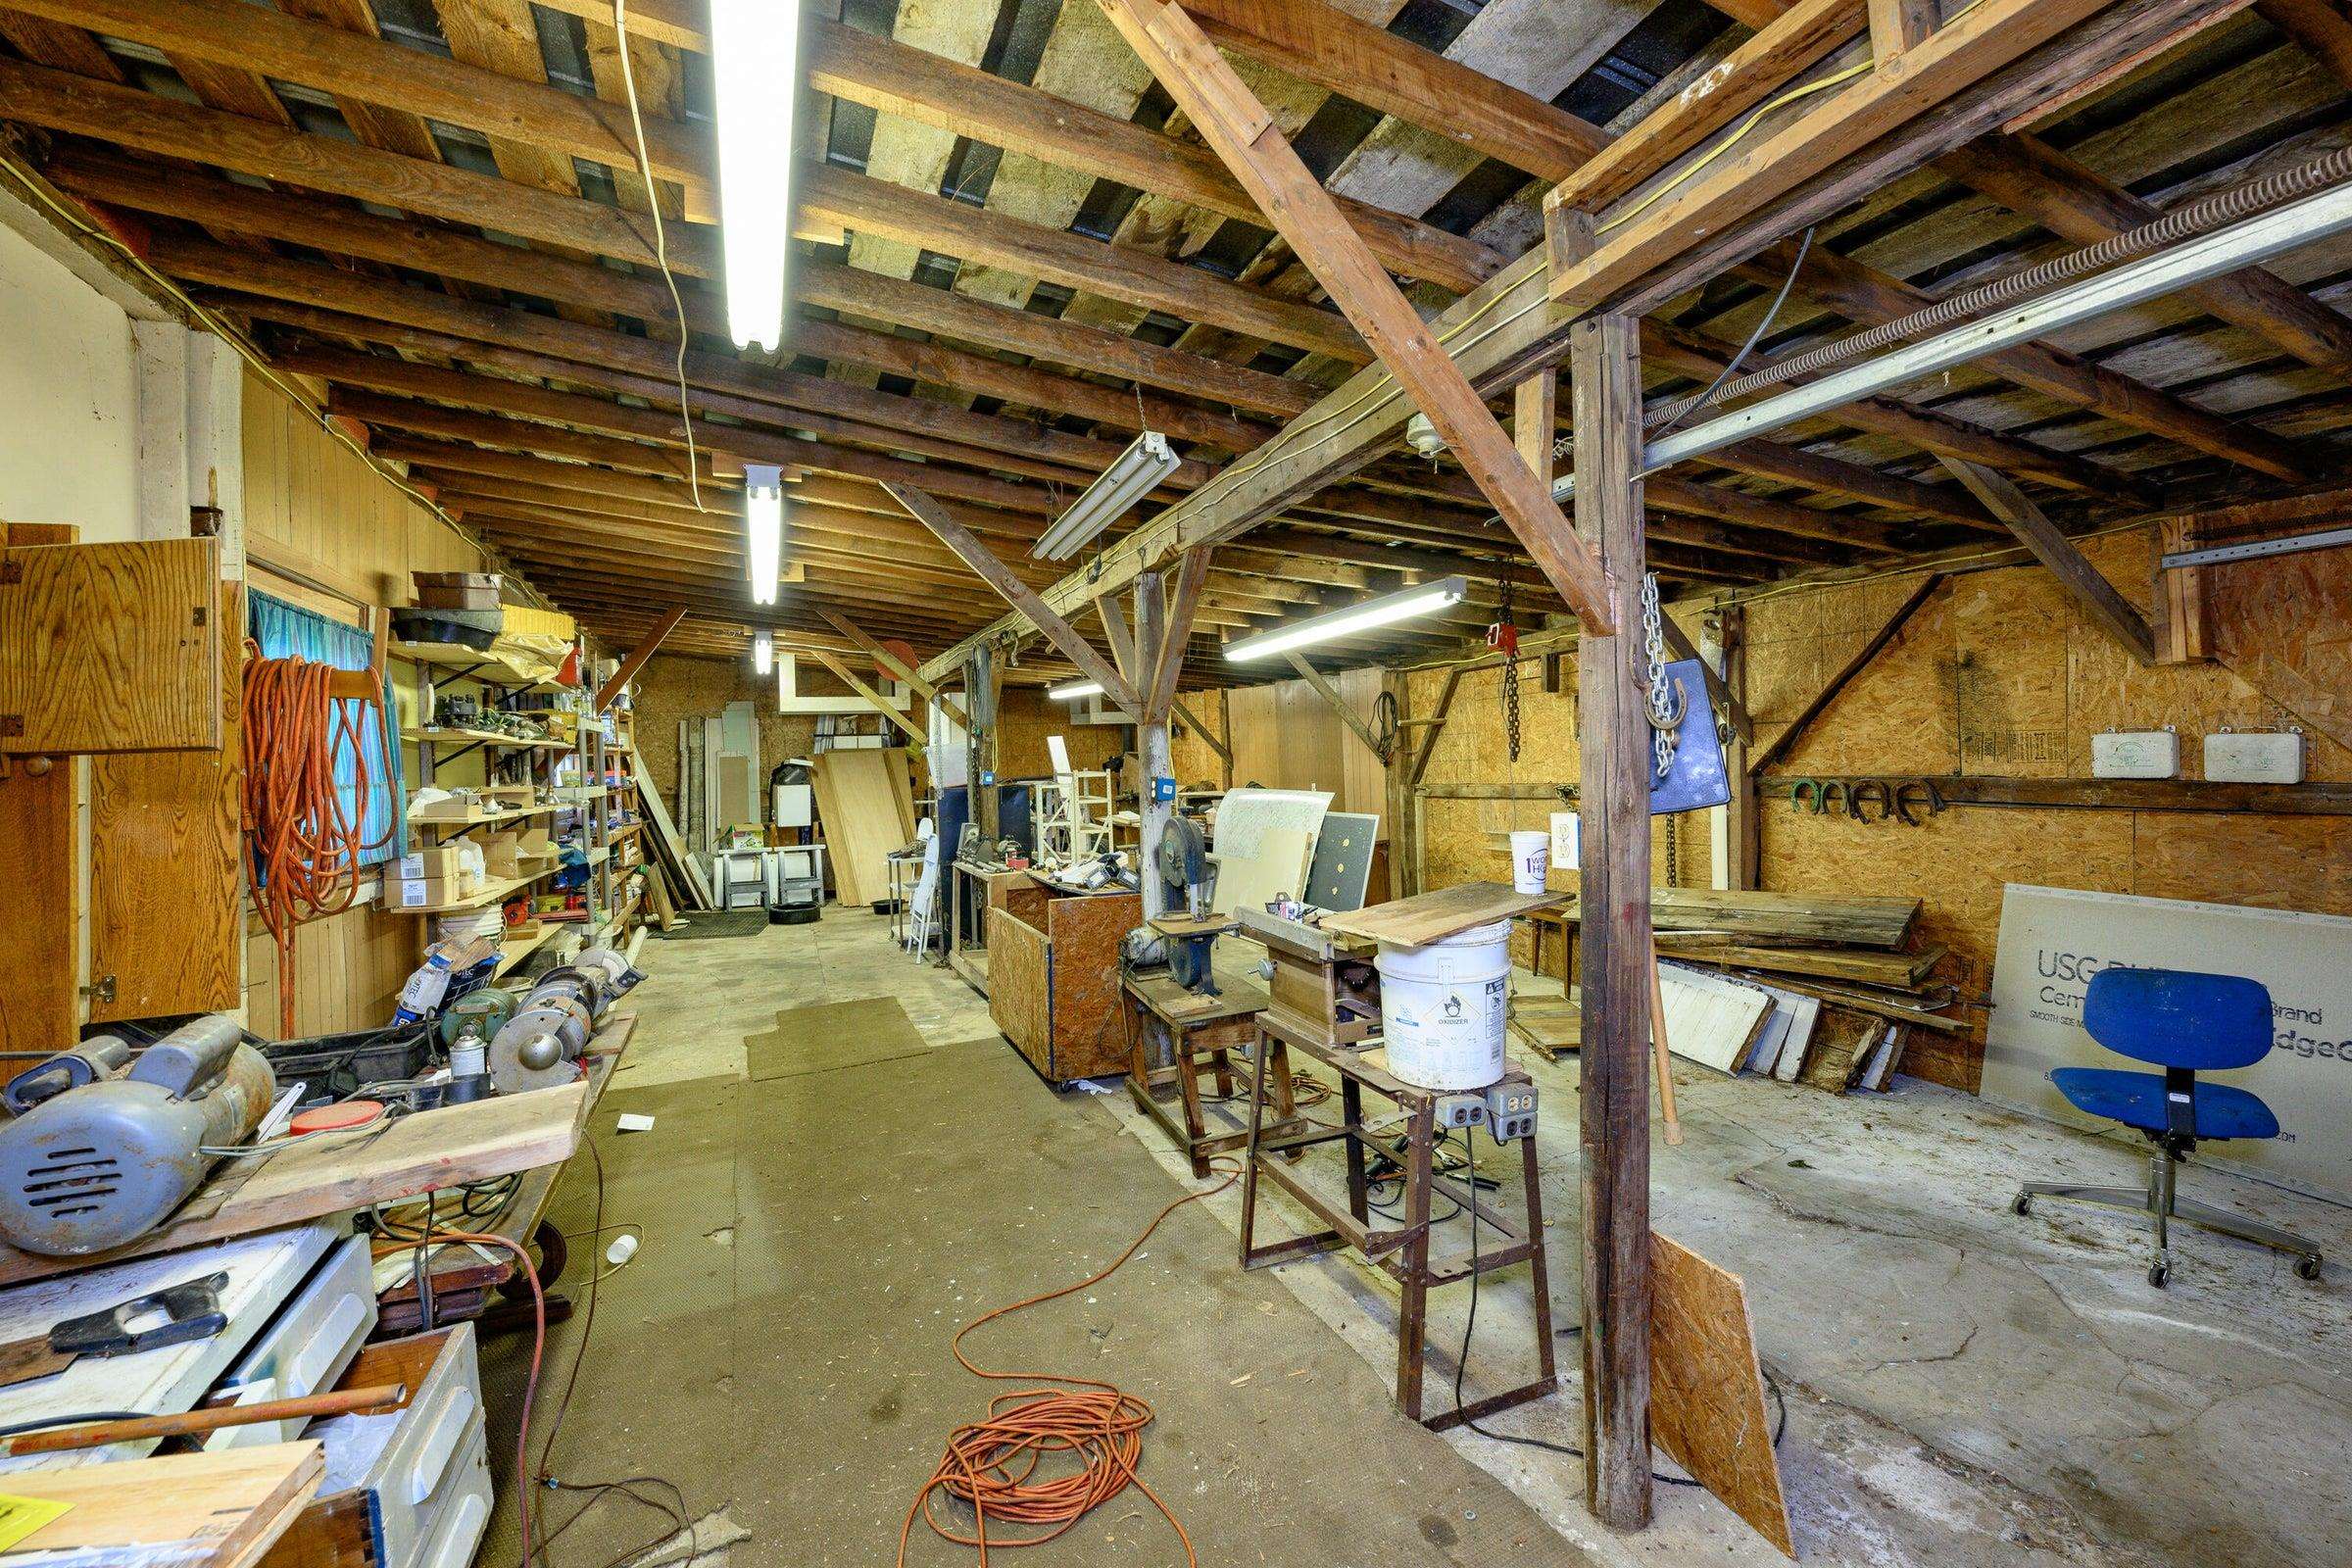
left=80, top=975, right=116, bottom=1006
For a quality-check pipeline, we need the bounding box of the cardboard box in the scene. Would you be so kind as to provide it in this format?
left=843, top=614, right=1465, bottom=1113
left=395, top=846, right=466, bottom=883
left=414, top=571, right=503, bottom=612
left=386, top=876, right=466, bottom=909
left=478, top=831, right=523, bottom=880
left=513, top=825, right=558, bottom=864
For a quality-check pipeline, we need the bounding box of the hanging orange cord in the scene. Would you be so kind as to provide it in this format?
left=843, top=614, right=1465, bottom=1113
left=241, top=638, right=399, bottom=1037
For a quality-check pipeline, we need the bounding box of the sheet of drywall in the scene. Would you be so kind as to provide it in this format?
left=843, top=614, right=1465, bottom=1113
left=1209, top=787, right=1330, bottom=914
left=1984, top=884, right=2352, bottom=1203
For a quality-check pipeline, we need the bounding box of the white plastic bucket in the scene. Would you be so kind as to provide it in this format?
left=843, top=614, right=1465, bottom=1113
left=1376, top=919, right=1512, bottom=1090
left=1507, top=830, right=1549, bottom=895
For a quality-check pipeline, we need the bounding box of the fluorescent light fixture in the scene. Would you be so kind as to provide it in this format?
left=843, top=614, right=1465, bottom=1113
left=1032, top=431, right=1179, bottom=561
left=709, top=0, right=801, bottom=351
left=753, top=630, right=773, bottom=676
left=745, top=463, right=784, bottom=607
left=1224, top=576, right=1468, bottom=663
left=1048, top=680, right=1103, bottom=701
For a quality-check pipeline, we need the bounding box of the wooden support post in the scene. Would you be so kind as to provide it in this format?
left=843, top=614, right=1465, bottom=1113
left=2151, top=517, right=2210, bottom=664
left=971, top=646, right=1001, bottom=842
left=1718, top=607, right=1758, bottom=891
left=1135, top=570, right=1172, bottom=918
left=1656, top=612, right=1752, bottom=744
left=1571, top=312, right=1653, bottom=1533
left=1092, top=0, right=1615, bottom=633
left=1939, top=458, right=2156, bottom=664
left=1148, top=547, right=1212, bottom=723
left=816, top=608, right=969, bottom=728
left=889, top=481, right=1146, bottom=716
left=593, top=604, right=684, bottom=711
left=808, top=651, right=928, bottom=746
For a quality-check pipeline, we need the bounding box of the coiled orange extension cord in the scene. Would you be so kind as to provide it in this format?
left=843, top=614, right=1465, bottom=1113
left=241, top=642, right=397, bottom=1037
left=900, top=1164, right=1240, bottom=1566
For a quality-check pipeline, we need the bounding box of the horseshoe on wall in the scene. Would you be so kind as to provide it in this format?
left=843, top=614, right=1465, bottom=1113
left=1848, top=778, right=1892, bottom=822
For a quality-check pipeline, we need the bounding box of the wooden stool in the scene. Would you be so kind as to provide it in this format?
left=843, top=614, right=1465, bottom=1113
left=1238, top=1006, right=1557, bottom=1430
left=1122, top=971, right=1298, bottom=1178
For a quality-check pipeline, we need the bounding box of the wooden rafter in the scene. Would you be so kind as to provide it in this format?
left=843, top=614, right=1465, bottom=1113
left=1939, top=459, right=2157, bottom=664
left=808, top=651, right=928, bottom=745
left=888, top=482, right=1146, bottom=716
left=816, top=611, right=970, bottom=730
left=1095, top=0, right=1614, bottom=633
left=594, top=606, right=685, bottom=710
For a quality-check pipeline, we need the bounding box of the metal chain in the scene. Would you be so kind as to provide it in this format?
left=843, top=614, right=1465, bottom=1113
left=1499, top=576, right=1521, bottom=763
left=1641, top=571, right=1686, bottom=781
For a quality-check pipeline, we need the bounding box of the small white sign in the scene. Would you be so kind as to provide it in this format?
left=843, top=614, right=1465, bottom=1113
left=615, top=1113, right=657, bottom=1134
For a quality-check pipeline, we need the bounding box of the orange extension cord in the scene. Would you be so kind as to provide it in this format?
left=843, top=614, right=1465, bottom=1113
left=900, top=1165, right=1239, bottom=1567
left=240, top=643, right=397, bottom=1037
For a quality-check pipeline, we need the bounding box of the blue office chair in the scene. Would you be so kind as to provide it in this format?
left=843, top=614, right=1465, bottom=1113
left=2011, top=966, right=2324, bottom=1289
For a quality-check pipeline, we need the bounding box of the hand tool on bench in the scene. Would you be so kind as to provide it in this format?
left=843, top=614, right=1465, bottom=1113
left=0, top=1272, right=228, bottom=1389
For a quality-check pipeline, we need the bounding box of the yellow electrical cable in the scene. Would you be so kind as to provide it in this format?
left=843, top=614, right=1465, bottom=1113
left=610, top=0, right=710, bottom=515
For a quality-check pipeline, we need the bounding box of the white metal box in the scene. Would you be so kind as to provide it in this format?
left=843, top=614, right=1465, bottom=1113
left=2204, top=729, right=2305, bottom=784
left=2091, top=730, right=2180, bottom=779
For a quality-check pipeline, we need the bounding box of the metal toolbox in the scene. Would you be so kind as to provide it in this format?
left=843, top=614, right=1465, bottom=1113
left=288, top=1324, right=492, bottom=1568
left=206, top=1232, right=377, bottom=1449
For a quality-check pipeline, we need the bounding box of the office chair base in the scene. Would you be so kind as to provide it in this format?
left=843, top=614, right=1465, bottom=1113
left=2013, top=1150, right=2324, bottom=1287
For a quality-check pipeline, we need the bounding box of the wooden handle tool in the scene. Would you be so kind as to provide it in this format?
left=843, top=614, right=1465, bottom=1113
left=1646, top=945, right=1685, bottom=1146
left=7, top=1382, right=408, bottom=1455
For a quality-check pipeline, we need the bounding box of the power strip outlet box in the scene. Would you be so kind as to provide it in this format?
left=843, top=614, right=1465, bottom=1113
left=2092, top=730, right=2179, bottom=779
left=2204, top=729, right=2305, bottom=784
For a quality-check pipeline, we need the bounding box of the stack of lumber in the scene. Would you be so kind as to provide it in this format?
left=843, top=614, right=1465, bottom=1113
left=629, top=743, right=710, bottom=913
left=809, top=748, right=916, bottom=907
left=1520, top=888, right=1955, bottom=1093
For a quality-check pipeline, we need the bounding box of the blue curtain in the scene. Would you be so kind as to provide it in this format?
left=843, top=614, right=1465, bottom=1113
left=248, top=591, right=407, bottom=866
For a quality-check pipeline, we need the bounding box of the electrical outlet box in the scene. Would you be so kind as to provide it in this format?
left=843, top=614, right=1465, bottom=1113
left=2205, top=729, right=2305, bottom=784
left=1432, top=1093, right=1488, bottom=1131
left=2092, top=729, right=2179, bottom=779
left=1485, top=1082, right=1538, bottom=1144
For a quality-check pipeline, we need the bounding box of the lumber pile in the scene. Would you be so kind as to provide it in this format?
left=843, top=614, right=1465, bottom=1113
left=1520, top=886, right=1955, bottom=1092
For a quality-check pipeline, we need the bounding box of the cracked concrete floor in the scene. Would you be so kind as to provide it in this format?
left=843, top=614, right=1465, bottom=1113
left=514, top=910, right=2352, bottom=1568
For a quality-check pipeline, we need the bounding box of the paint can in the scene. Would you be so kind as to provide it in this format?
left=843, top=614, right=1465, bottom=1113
left=1376, top=919, right=1511, bottom=1090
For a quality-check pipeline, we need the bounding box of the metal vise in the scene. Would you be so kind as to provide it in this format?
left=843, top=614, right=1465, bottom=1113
left=0, top=1016, right=275, bottom=1256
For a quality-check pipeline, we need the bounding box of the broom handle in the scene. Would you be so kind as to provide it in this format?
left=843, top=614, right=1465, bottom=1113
left=1646, top=945, right=1685, bottom=1146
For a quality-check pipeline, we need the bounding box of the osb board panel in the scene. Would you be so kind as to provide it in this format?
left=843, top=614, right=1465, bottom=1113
left=988, top=906, right=1051, bottom=1069
left=633, top=653, right=835, bottom=818
left=1651, top=1233, right=1792, bottom=1557
left=1045, top=890, right=1142, bottom=1079
left=91, top=581, right=245, bottom=1021
left=994, top=684, right=1124, bottom=780
left=2207, top=529, right=2352, bottom=759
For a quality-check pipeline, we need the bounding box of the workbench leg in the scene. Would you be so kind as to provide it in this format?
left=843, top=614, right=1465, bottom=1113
left=1238, top=1027, right=1274, bottom=1267
left=1269, top=1039, right=1298, bottom=1132
left=1210, top=1047, right=1235, bottom=1102
left=1521, top=1131, right=1559, bottom=1388
left=1177, top=1034, right=1211, bottom=1180
left=1343, top=1075, right=1370, bottom=1224
left=1396, top=1103, right=1436, bottom=1422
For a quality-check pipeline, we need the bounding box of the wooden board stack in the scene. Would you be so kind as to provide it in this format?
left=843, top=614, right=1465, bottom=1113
left=809, top=748, right=917, bottom=907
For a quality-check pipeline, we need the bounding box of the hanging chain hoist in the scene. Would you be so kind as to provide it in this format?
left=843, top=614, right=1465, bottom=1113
left=1489, top=574, right=1521, bottom=763
left=1641, top=571, right=1687, bottom=783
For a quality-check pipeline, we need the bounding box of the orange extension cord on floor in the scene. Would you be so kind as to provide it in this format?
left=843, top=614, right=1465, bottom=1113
left=241, top=643, right=396, bottom=1038
left=900, top=1165, right=1240, bottom=1566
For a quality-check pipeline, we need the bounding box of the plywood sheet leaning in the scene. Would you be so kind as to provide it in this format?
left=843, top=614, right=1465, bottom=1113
left=0, top=1080, right=589, bottom=1286
left=1210, top=823, right=1316, bottom=916
left=0, top=1441, right=324, bottom=1566
left=809, top=747, right=915, bottom=906
left=1650, top=1233, right=1793, bottom=1557
left=1654, top=962, right=1773, bottom=1074
left=629, top=742, right=711, bottom=908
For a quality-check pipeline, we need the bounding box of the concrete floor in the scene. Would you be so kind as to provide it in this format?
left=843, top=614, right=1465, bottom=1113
left=484, top=908, right=2352, bottom=1568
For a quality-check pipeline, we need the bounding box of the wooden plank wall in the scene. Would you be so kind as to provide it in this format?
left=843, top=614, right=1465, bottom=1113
left=1170, top=667, right=1387, bottom=814
left=1391, top=525, right=2351, bottom=1094
left=235, top=369, right=494, bottom=1038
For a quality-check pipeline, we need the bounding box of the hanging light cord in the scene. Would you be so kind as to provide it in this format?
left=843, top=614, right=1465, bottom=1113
left=612, top=0, right=709, bottom=514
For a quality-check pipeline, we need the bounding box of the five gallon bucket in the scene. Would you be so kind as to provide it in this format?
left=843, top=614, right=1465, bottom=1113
left=1375, top=919, right=1511, bottom=1091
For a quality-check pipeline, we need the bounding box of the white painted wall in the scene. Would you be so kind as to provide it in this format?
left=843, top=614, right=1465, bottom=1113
left=0, top=220, right=138, bottom=541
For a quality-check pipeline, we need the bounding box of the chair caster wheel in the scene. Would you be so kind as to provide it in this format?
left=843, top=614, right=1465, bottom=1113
left=2297, top=1253, right=2324, bottom=1282
left=2010, top=1194, right=2032, bottom=1216
left=2147, top=1260, right=2171, bottom=1289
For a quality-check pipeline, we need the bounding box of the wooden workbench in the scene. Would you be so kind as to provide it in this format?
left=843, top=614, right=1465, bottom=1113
left=988, top=877, right=1140, bottom=1083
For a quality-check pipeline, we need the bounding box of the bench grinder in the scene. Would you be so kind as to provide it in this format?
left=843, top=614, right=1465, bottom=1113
left=488, top=947, right=644, bottom=1094
left=0, top=1015, right=275, bottom=1257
